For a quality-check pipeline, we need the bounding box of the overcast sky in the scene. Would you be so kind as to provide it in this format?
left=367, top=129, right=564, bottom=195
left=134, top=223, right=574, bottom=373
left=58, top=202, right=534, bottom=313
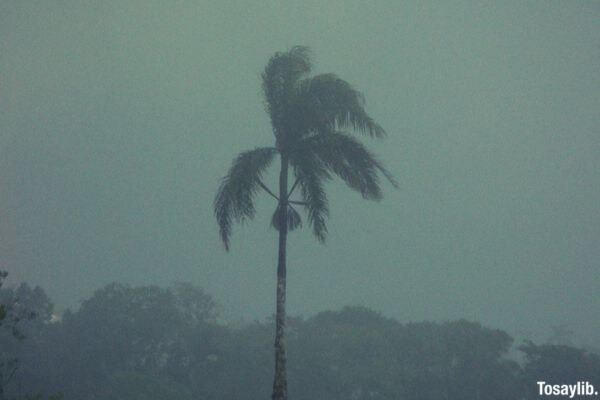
left=1, top=1, right=598, bottom=346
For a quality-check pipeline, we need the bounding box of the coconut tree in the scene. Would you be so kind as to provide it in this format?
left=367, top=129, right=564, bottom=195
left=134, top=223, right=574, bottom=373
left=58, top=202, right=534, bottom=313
left=214, top=46, right=396, bottom=400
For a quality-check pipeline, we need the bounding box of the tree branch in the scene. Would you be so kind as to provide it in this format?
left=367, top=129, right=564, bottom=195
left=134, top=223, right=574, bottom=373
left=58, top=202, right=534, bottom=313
left=287, top=177, right=300, bottom=199
left=288, top=200, right=307, bottom=206
left=258, top=180, right=279, bottom=201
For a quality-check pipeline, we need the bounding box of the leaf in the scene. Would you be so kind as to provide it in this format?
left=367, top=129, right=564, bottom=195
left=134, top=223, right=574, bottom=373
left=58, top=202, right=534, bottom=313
left=214, top=147, right=277, bottom=250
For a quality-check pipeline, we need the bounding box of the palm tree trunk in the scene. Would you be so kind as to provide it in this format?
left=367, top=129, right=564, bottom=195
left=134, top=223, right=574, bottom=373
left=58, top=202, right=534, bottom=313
left=272, top=155, right=289, bottom=400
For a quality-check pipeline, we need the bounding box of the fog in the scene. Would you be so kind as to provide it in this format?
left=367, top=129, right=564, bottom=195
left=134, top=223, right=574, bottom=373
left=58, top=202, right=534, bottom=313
left=1, top=0, right=598, bottom=353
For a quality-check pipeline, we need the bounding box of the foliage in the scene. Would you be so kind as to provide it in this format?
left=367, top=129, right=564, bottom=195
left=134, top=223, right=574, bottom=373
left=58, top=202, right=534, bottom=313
left=519, top=341, right=600, bottom=399
left=0, top=272, right=6, bottom=324
left=214, top=46, right=396, bottom=249
left=1, top=282, right=216, bottom=400
left=288, top=307, right=523, bottom=400
left=1, top=272, right=47, bottom=400
left=21, top=393, right=63, bottom=400
left=95, top=372, right=194, bottom=400
left=214, top=147, right=278, bottom=250
left=2, top=281, right=598, bottom=399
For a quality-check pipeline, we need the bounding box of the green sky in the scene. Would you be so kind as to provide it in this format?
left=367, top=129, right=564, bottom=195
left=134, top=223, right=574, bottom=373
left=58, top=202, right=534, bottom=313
left=1, top=0, right=598, bottom=346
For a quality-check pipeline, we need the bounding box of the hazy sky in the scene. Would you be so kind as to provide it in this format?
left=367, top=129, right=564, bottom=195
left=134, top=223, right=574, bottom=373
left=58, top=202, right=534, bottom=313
left=1, top=1, right=598, bottom=346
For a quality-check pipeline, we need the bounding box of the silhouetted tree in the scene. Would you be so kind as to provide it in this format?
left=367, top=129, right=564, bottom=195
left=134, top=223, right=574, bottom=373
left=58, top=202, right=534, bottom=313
left=519, top=341, right=600, bottom=399
left=287, top=307, right=523, bottom=400
left=0, top=273, right=40, bottom=400
left=214, top=46, right=396, bottom=400
left=35, top=282, right=215, bottom=399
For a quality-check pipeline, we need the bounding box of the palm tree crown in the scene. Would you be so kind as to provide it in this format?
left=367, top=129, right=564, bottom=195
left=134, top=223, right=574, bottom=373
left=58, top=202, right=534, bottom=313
left=215, top=46, right=396, bottom=249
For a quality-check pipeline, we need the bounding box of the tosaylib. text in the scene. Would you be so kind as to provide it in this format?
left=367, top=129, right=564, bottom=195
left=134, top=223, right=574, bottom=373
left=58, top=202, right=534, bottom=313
left=537, top=381, right=598, bottom=398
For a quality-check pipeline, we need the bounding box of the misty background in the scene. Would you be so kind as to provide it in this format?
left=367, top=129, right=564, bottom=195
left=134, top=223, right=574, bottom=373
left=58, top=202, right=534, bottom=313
left=1, top=1, right=598, bottom=348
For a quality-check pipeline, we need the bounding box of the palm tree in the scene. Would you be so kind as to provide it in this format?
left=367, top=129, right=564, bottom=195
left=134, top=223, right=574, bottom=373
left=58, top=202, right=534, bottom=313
left=214, top=46, right=396, bottom=400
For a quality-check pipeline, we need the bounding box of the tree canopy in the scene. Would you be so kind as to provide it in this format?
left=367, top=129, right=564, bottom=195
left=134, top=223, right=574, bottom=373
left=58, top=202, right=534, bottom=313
left=3, top=280, right=598, bottom=400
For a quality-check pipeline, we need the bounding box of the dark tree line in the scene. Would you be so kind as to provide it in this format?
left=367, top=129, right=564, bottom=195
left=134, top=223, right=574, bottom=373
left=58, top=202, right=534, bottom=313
left=0, top=279, right=598, bottom=400
left=0, top=272, right=55, bottom=400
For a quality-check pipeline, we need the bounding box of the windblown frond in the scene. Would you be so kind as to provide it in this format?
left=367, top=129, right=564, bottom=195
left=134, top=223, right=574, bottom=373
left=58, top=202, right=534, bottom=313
left=262, top=46, right=312, bottom=136
left=289, top=152, right=330, bottom=242
left=297, top=132, right=397, bottom=200
left=270, top=204, right=302, bottom=232
left=216, top=46, right=395, bottom=249
left=296, top=74, right=386, bottom=138
left=214, top=147, right=277, bottom=250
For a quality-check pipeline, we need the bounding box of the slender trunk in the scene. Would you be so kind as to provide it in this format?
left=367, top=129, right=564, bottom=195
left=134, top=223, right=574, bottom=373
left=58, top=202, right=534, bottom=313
left=272, top=155, right=289, bottom=400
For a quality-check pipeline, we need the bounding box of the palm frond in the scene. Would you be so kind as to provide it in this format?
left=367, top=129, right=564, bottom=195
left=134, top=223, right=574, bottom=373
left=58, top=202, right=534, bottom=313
left=262, top=46, right=312, bottom=136
left=215, top=46, right=395, bottom=249
left=297, top=132, right=398, bottom=200
left=297, top=73, right=386, bottom=138
left=270, top=204, right=302, bottom=232
left=214, top=147, right=277, bottom=250
left=289, top=152, right=330, bottom=242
